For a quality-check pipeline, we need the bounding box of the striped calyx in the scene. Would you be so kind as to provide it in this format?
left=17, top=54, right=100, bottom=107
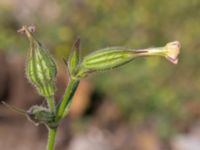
left=77, top=47, right=135, bottom=77
left=75, top=41, right=180, bottom=78
left=21, top=26, right=57, bottom=97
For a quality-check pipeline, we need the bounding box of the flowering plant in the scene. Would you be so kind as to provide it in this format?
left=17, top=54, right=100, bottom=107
left=5, top=25, right=180, bottom=150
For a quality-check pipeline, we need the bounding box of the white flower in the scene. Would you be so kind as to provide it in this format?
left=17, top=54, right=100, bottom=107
left=165, top=41, right=180, bottom=64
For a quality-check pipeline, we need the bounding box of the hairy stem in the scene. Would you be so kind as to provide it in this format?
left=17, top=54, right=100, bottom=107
left=46, top=80, right=79, bottom=150
left=47, top=96, right=56, bottom=112
left=56, top=79, right=80, bottom=121
left=47, top=127, right=57, bottom=150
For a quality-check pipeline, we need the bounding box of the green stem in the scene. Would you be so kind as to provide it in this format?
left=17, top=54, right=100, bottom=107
left=47, top=96, right=55, bottom=112
left=47, top=127, right=57, bottom=150
left=56, top=79, right=80, bottom=121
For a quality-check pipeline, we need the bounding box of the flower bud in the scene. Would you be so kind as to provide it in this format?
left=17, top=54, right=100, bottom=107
left=75, top=41, right=180, bottom=78
left=27, top=105, right=56, bottom=127
left=20, top=26, right=57, bottom=97
left=67, top=38, right=81, bottom=79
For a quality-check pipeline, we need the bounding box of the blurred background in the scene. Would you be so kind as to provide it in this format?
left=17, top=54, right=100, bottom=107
left=0, top=0, right=199, bottom=150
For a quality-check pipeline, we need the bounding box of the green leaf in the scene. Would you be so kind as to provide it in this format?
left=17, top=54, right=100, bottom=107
left=67, top=37, right=81, bottom=79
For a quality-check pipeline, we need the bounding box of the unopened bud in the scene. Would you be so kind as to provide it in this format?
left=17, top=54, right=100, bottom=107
left=67, top=38, right=81, bottom=79
left=20, top=25, right=57, bottom=97
left=27, top=105, right=56, bottom=127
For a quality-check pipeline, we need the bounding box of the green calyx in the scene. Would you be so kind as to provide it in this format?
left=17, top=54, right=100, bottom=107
left=67, top=38, right=81, bottom=79
left=73, top=41, right=180, bottom=79
left=21, top=26, right=57, bottom=97
left=27, top=105, right=57, bottom=128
